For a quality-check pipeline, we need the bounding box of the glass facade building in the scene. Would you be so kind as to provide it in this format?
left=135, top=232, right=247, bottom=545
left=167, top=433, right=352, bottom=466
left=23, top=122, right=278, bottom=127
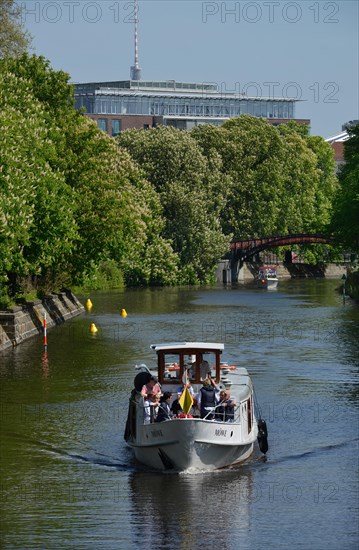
left=75, top=80, right=303, bottom=133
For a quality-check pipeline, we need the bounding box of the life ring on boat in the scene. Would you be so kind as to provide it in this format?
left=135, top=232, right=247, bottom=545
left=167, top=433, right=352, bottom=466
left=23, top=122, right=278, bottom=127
left=167, top=364, right=180, bottom=371
left=257, top=418, right=268, bottom=454
left=220, top=365, right=236, bottom=370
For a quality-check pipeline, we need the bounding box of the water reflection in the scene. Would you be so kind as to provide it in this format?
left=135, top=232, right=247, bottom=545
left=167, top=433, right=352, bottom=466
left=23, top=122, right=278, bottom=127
left=129, top=468, right=254, bottom=547
left=0, top=281, right=358, bottom=549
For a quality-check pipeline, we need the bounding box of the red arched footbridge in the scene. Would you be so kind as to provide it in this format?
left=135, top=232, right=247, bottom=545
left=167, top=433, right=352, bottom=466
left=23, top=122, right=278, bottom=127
left=230, top=233, right=333, bottom=273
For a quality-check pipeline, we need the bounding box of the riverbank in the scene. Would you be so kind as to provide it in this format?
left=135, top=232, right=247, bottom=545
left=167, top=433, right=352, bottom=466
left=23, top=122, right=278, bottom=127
left=0, top=290, right=84, bottom=352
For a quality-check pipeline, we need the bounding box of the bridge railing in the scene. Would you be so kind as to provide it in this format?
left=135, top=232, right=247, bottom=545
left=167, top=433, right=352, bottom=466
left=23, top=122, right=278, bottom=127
left=230, top=233, right=333, bottom=252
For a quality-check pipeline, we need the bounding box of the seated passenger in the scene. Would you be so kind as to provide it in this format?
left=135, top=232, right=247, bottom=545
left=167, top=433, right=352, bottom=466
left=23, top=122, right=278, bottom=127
left=155, top=392, right=172, bottom=422
left=144, top=392, right=161, bottom=423
left=215, top=390, right=237, bottom=422
left=141, top=376, right=161, bottom=399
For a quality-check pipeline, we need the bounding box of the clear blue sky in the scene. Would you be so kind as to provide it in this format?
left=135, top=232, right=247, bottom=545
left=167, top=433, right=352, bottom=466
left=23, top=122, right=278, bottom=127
left=22, top=0, right=358, bottom=137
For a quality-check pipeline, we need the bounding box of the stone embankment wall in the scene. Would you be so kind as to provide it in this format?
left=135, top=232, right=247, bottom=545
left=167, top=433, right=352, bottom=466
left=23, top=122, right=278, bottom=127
left=0, top=291, right=84, bottom=352
left=216, top=261, right=349, bottom=283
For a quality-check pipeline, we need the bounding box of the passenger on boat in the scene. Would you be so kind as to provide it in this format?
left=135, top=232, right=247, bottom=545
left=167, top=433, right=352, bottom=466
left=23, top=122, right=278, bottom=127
left=141, top=376, right=161, bottom=399
left=143, top=398, right=151, bottom=424
left=155, top=392, right=172, bottom=422
left=143, top=392, right=161, bottom=423
left=215, top=390, right=237, bottom=422
left=197, top=376, right=220, bottom=419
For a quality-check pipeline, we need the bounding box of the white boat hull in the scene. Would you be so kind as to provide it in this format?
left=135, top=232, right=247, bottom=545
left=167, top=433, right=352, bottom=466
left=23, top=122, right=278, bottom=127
left=127, top=416, right=257, bottom=471
left=257, top=278, right=278, bottom=290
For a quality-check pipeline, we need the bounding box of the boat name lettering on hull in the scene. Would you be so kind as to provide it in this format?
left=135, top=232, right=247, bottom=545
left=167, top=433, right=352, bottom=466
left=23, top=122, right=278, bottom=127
left=215, top=429, right=227, bottom=437
left=151, top=429, right=163, bottom=437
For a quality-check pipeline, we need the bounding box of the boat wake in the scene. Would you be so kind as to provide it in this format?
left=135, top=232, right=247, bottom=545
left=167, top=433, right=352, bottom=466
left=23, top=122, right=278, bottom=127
left=5, top=431, right=135, bottom=471
left=265, top=438, right=358, bottom=466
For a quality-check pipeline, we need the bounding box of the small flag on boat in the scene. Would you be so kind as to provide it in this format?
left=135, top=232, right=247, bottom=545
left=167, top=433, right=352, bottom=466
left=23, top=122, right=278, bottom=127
left=179, top=385, right=193, bottom=416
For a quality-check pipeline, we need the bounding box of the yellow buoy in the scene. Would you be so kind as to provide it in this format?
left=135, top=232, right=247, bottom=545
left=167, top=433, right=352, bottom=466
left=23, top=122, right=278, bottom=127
left=86, top=298, right=93, bottom=310
left=121, top=308, right=127, bottom=318
left=90, top=323, right=98, bottom=334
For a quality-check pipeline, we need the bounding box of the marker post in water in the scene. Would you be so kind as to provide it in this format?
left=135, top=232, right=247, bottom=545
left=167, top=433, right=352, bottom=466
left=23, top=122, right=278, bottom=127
left=43, top=313, right=47, bottom=352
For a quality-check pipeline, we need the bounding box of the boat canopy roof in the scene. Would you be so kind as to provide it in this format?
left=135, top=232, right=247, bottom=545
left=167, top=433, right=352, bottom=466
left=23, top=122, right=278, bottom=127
left=151, top=342, right=224, bottom=385
left=151, top=342, right=224, bottom=352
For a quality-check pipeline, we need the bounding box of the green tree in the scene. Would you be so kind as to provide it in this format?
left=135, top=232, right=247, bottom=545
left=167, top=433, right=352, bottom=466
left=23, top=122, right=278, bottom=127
left=0, top=54, right=178, bottom=301
left=0, top=68, right=77, bottom=301
left=193, top=116, right=286, bottom=237
left=277, top=121, right=338, bottom=231
left=193, top=116, right=338, bottom=245
left=331, top=124, right=359, bottom=250
left=66, top=118, right=178, bottom=286
left=118, top=126, right=229, bottom=283
left=0, top=1, right=32, bottom=58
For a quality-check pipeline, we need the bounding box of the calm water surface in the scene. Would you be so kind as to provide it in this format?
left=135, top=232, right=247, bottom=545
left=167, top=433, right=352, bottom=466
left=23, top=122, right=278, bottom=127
left=0, top=280, right=358, bottom=549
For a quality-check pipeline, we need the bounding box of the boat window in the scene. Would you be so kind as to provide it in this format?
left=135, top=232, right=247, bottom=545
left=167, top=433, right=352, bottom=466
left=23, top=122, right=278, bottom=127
left=161, top=353, right=181, bottom=384
left=186, top=352, right=220, bottom=384
left=158, top=349, right=221, bottom=384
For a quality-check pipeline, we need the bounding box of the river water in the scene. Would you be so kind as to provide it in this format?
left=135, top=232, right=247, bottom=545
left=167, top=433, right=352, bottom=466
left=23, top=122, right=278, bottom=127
left=0, top=280, right=358, bottom=549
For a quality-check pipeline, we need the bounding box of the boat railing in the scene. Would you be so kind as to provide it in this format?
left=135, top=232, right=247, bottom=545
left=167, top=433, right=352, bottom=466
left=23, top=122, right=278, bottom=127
left=203, top=402, right=240, bottom=423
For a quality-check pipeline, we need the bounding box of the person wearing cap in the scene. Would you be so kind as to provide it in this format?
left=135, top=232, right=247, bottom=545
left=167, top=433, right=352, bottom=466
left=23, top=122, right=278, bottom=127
left=141, top=376, right=161, bottom=399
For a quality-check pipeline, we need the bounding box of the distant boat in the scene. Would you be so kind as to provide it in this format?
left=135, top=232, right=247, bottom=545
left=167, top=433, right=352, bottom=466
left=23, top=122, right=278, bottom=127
left=256, top=265, right=279, bottom=290
left=124, top=342, right=268, bottom=471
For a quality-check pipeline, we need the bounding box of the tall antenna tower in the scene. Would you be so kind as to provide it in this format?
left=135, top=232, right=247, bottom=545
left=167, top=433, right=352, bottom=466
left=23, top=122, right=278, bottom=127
left=130, top=0, right=142, bottom=80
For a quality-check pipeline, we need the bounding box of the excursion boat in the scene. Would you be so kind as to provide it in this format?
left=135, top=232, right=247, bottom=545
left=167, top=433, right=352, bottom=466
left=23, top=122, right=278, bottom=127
left=124, top=342, right=268, bottom=471
left=256, top=265, right=279, bottom=290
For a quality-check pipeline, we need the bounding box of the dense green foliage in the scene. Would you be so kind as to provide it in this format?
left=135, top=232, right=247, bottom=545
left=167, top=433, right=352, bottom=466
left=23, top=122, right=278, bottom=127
left=192, top=117, right=337, bottom=238
left=330, top=124, right=359, bottom=251
left=191, top=117, right=338, bottom=263
left=117, top=127, right=229, bottom=283
left=0, top=53, right=347, bottom=306
left=0, top=54, right=177, bottom=305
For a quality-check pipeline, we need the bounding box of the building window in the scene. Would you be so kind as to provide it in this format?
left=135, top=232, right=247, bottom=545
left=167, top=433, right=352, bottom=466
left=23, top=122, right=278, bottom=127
left=112, top=119, right=122, bottom=136
left=97, top=118, right=108, bottom=132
